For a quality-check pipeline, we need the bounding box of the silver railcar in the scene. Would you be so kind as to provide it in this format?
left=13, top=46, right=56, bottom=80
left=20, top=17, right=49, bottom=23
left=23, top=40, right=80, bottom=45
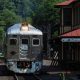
left=6, top=22, right=43, bottom=73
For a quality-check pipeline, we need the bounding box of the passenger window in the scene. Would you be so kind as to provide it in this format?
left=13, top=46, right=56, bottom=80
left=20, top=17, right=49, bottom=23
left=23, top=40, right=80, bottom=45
left=10, top=39, right=17, bottom=45
left=32, top=38, right=40, bottom=46
left=22, top=39, right=28, bottom=44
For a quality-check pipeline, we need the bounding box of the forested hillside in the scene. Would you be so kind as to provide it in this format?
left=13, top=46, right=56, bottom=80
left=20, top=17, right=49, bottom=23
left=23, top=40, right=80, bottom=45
left=0, top=0, right=66, bottom=27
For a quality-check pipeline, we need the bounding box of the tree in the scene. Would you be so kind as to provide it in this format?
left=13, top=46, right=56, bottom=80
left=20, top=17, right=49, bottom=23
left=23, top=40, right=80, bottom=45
left=11, top=0, right=66, bottom=26
left=0, top=0, right=22, bottom=28
left=2, top=9, right=22, bottom=27
left=31, top=0, right=62, bottom=26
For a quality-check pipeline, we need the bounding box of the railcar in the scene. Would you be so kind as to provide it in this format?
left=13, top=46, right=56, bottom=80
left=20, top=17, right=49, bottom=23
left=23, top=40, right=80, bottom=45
left=5, top=22, right=43, bottom=73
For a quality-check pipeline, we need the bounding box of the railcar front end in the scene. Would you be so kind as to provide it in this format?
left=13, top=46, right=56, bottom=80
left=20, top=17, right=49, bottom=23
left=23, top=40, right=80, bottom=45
left=6, top=23, right=43, bottom=73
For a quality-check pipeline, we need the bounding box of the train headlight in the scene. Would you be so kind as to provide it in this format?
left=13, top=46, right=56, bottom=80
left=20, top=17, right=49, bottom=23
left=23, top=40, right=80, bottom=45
left=21, top=22, right=29, bottom=31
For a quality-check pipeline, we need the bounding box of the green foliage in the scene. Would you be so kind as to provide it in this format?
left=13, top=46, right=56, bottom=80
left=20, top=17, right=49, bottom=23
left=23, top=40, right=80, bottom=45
left=31, top=0, right=63, bottom=26
left=0, top=27, right=4, bottom=42
left=2, top=9, right=22, bottom=27
left=52, top=31, right=58, bottom=37
left=0, top=0, right=22, bottom=28
left=13, top=0, right=66, bottom=26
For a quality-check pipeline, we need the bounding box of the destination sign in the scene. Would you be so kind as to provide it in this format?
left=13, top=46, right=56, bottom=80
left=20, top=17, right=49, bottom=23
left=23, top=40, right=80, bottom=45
left=61, top=38, right=80, bottom=42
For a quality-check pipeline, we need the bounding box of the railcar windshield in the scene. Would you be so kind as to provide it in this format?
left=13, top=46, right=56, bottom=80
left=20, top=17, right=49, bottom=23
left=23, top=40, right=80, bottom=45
left=22, top=39, right=28, bottom=44
left=10, top=38, right=17, bottom=45
left=32, top=38, right=40, bottom=46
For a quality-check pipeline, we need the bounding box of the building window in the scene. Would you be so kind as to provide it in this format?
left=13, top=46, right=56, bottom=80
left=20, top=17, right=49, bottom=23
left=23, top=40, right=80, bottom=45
left=10, top=39, right=17, bottom=45
left=22, top=39, right=28, bottom=44
left=32, top=38, right=40, bottom=46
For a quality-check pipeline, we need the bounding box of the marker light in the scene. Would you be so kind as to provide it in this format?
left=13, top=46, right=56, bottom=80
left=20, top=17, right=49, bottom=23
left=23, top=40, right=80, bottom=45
left=21, top=22, right=29, bottom=31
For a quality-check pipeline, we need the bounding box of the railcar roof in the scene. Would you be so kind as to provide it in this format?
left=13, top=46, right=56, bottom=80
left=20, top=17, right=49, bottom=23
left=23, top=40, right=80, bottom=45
left=7, top=23, right=43, bottom=35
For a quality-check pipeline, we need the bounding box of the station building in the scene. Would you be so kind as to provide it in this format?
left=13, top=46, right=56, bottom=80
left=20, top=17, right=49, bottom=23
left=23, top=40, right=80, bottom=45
left=54, top=0, right=80, bottom=70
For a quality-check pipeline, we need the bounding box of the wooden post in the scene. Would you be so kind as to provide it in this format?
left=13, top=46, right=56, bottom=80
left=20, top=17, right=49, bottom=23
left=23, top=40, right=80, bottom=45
left=62, top=8, right=64, bottom=33
left=72, top=8, right=74, bottom=29
left=62, top=42, right=63, bottom=60
left=47, top=24, right=51, bottom=58
left=78, top=7, right=79, bottom=24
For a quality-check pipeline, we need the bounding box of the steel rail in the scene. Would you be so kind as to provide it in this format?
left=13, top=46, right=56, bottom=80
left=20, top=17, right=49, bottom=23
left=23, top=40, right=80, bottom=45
left=33, top=74, right=42, bottom=80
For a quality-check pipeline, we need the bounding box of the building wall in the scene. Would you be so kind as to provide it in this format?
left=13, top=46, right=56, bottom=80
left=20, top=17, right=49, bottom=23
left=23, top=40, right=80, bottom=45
left=59, top=4, right=80, bottom=35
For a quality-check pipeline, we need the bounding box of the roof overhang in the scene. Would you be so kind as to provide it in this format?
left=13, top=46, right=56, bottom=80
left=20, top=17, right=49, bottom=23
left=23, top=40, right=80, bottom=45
left=60, top=28, right=80, bottom=38
left=60, top=28, right=80, bottom=42
left=55, top=0, right=76, bottom=7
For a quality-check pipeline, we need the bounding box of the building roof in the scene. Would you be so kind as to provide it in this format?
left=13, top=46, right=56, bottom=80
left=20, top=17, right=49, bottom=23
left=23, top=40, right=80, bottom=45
left=61, top=28, right=80, bottom=37
left=56, top=0, right=76, bottom=6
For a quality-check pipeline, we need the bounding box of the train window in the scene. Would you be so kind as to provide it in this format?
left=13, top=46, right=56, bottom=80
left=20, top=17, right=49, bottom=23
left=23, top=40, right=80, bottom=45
left=10, top=39, right=17, bottom=45
left=22, top=39, right=28, bottom=44
left=32, top=38, right=40, bottom=46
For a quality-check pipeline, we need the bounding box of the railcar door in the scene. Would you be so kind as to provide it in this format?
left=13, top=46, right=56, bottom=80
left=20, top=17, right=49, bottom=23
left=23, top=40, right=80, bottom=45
left=19, top=36, right=29, bottom=59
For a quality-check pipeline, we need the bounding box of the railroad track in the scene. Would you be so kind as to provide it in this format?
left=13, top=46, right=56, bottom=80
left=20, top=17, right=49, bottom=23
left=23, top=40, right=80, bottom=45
left=13, top=73, right=42, bottom=80
left=13, top=74, right=19, bottom=80
left=33, top=74, right=42, bottom=80
left=13, top=74, right=26, bottom=80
